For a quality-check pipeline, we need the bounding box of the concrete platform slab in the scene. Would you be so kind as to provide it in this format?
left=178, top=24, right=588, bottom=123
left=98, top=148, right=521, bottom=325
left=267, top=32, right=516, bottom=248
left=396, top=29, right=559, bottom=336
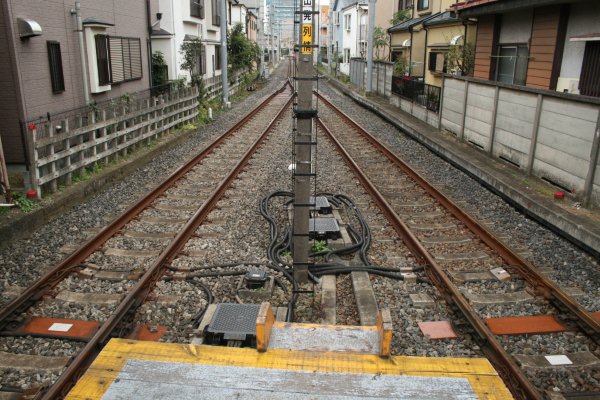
left=55, top=291, right=123, bottom=306
left=515, top=351, right=600, bottom=369
left=351, top=271, right=379, bottom=326
left=268, top=323, right=380, bottom=354
left=464, top=290, right=533, bottom=305
left=66, top=339, right=513, bottom=400
left=418, top=321, right=458, bottom=340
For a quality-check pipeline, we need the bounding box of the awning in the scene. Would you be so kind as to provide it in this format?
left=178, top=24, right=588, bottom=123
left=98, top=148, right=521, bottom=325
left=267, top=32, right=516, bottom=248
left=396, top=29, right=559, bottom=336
left=82, top=17, right=114, bottom=27
left=570, top=33, right=600, bottom=42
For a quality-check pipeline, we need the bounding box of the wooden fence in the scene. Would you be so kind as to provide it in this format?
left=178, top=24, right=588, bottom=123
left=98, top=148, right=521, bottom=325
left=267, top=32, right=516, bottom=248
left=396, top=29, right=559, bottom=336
left=27, top=86, right=199, bottom=197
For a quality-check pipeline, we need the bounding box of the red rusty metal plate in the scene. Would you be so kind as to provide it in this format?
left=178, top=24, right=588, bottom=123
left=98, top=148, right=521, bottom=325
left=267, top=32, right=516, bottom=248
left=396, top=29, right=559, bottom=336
left=20, top=317, right=99, bottom=339
left=485, top=315, right=566, bottom=335
left=593, top=312, right=600, bottom=321
left=417, top=321, right=457, bottom=340
left=129, top=324, right=168, bottom=341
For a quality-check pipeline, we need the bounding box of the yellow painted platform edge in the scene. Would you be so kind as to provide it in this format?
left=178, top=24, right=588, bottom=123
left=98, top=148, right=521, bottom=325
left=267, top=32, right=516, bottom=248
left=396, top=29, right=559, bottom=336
left=66, top=338, right=513, bottom=400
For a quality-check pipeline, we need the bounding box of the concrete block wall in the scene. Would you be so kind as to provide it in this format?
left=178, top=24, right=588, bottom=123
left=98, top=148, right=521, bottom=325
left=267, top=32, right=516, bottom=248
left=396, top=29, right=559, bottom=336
left=390, top=95, right=439, bottom=127
left=441, top=76, right=600, bottom=207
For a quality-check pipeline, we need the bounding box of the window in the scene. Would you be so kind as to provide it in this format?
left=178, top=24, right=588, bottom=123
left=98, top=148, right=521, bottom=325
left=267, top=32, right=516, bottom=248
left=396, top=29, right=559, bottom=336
left=192, top=44, right=206, bottom=75
left=579, top=41, right=600, bottom=97
left=428, top=51, right=446, bottom=73
left=417, top=0, right=429, bottom=11
left=495, top=45, right=528, bottom=86
left=344, top=14, right=351, bottom=31
left=215, top=45, right=221, bottom=70
left=95, top=35, right=111, bottom=86
left=47, top=41, right=65, bottom=93
left=190, top=0, right=204, bottom=19
left=95, top=35, right=143, bottom=85
left=212, top=0, right=221, bottom=26
left=343, top=48, right=350, bottom=63
left=398, top=0, right=413, bottom=11
left=334, top=11, right=340, bottom=26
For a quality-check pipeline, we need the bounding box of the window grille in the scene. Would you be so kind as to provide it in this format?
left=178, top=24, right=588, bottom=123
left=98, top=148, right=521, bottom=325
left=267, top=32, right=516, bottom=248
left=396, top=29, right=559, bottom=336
left=191, top=0, right=204, bottom=18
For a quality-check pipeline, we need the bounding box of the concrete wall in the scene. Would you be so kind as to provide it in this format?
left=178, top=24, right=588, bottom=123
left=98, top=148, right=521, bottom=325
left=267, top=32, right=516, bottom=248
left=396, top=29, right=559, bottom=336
left=441, top=75, right=600, bottom=207
left=349, top=58, right=393, bottom=97
left=390, top=94, right=440, bottom=127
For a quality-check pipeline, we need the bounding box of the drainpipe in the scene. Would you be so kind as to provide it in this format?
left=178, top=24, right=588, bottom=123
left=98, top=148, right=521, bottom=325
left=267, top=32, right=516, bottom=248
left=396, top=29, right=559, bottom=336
left=72, top=1, right=90, bottom=105
left=409, top=27, right=413, bottom=75
left=146, top=0, right=154, bottom=87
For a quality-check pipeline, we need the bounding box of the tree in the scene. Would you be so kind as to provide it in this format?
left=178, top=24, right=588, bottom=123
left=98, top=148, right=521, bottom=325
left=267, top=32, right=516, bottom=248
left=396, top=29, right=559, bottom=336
left=445, top=43, right=475, bottom=76
left=227, top=22, right=259, bottom=73
left=151, top=51, right=169, bottom=87
left=373, top=26, right=389, bottom=61
left=390, top=9, right=411, bottom=26
left=179, top=38, right=204, bottom=86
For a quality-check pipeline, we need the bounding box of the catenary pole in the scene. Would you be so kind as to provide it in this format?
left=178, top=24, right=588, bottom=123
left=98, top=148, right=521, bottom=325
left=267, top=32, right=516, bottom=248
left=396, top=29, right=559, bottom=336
left=220, top=0, right=229, bottom=104
left=292, top=0, right=315, bottom=283
left=366, top=0, right=376, bottom=92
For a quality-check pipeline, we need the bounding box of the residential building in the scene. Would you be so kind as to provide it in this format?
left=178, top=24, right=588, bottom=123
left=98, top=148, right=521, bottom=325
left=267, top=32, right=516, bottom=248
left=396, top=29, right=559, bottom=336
left=339, top=2, right=368, bottom=75
left=423, top=12, right=476, bottom=87
left=0, top=0, right=153, bottom=165
left=454, top=0, right=600, bottom=97
left=152, top=0, right=237, bottom=83
left=389, top=0, right=473, bottom=85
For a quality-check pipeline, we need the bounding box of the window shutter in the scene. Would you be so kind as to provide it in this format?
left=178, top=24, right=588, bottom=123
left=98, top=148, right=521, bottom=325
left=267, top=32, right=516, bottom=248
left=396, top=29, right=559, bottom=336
left=47, top=41, right=65, bottom=93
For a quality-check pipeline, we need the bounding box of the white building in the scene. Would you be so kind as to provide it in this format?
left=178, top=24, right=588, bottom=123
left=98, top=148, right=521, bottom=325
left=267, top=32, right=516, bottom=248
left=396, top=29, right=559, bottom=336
left=152, top=0, right=238, bottom=83
left=339, top=1, right=368, bottom=75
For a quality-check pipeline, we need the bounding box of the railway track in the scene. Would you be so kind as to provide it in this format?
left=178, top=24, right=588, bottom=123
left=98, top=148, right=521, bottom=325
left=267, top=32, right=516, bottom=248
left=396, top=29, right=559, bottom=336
left=316, top=92, right=600, bottom=399
left=0, top=82, right=293, bottom=399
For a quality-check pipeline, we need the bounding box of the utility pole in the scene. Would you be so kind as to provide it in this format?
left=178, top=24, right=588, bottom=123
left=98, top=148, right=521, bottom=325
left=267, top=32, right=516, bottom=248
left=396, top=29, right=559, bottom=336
left=366, top=0, right=376, bottom=93
left=220, top=0, right=229, bottom=104
left=270, top=3, right=275, bottom=66
left=292, top=0, right=316, bottom=283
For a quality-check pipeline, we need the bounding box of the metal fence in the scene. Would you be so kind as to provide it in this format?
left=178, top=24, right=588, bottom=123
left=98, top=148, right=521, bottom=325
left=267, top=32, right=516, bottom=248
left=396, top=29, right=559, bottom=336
left=391, top=76, right=441, bottom=113
left=26, top=85, right=199, bottom=197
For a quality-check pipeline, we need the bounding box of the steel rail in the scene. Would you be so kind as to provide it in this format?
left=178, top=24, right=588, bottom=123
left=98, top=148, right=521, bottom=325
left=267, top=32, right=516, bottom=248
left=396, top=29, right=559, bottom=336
left=43, top=89, right=295, bottom=399
left=316, top=92, right=600, bottom=339
left=0, top=81, right=291, bottom=330
left=316, top=116, right=540, bottom=400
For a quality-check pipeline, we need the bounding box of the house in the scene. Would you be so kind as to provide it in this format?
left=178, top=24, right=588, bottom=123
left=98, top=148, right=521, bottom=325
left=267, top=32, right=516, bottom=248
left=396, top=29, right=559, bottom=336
left=152, top=0, right=238, bottom=83
left=454, top=0, right=600, bottom=97
left=389, top=0, right=474, bottom=85
left=339, top=2, right=369, bottom=75
left=423, top=11, right=476, bottom=87
left=0, top=0, right=154, bottom=164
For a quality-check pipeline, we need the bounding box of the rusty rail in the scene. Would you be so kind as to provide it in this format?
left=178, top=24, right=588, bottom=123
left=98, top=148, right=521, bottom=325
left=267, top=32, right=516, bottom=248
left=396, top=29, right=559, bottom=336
left=316, top=92, right=600, bottom=340
left=42, top=85, right=294, bottom=399
left=0, top=82, right=291, bottom=331
left=316, top=116, right=540, bottom=400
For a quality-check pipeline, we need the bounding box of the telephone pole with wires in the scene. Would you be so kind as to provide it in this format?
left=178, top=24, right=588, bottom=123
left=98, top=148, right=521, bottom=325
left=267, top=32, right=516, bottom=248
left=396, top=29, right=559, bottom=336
left=292, top=0, right=317, bottom=283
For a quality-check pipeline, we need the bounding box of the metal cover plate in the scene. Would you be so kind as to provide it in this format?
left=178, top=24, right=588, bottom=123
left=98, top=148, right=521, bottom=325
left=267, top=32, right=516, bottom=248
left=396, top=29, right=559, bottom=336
left=206, top=303, right=260, bottom=336
left=309, top=196, right=331, bottom=213
left=309, top=218, right=339, bottom=233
